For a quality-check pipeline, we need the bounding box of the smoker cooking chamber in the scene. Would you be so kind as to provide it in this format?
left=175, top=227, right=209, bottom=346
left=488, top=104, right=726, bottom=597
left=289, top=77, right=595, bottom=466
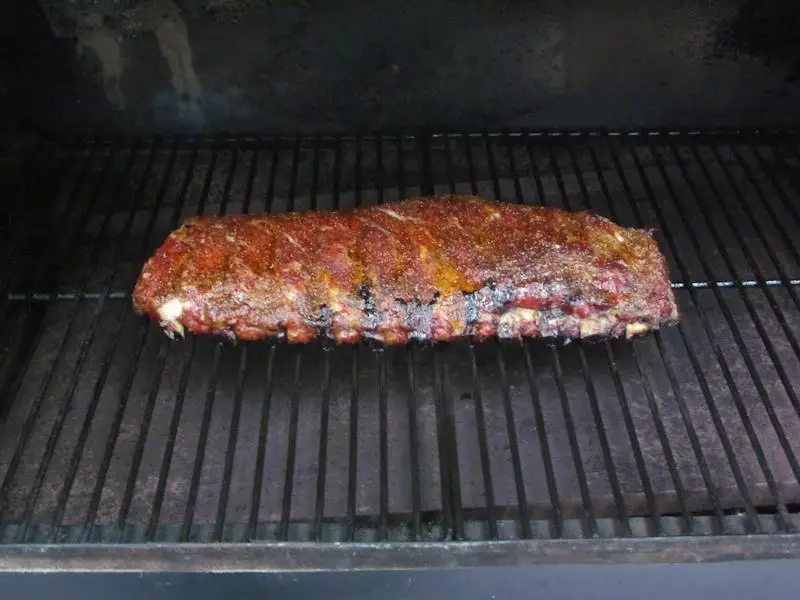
left=0, top=130, right=799, bottom=557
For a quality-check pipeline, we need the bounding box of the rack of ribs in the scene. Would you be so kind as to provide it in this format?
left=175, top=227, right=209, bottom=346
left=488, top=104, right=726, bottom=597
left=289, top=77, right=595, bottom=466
left=132, top=195, right=679, bottom=344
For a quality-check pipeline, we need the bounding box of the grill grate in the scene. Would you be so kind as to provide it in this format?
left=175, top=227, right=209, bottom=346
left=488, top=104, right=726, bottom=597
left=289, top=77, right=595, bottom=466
left=1, top=131, right=800, bottom=546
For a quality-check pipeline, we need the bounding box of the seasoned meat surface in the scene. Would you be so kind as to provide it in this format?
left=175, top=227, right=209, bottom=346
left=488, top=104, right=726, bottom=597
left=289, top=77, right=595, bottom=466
left=132, top=195, right=679, bottom=344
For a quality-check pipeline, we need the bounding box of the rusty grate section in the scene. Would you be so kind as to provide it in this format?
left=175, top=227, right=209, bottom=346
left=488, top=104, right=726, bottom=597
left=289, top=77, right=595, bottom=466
left=0, top=130, right=799, bottom=544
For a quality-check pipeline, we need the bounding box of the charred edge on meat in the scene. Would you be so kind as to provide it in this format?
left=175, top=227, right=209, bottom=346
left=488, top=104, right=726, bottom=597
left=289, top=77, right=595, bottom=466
left=162, top=280, right=671, bottom=345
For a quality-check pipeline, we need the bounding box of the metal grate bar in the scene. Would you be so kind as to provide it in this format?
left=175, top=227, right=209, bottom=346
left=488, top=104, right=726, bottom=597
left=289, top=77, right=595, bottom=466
left=418, top=134, right=435, bottom=197
left=620, top=135, right=767, bottom=527
left=377, top=351, right=390, bottom=540
left=563, top=139, right=664, bottom=536
left=667, top=141, right=800, bottom=477
left=0, top=143, right=143, bottom=536
left=215, top=144, right=260, bottom=542
left=9, top=279, right=800, bottom=303
left=308, top=136, right=322, bottom=210
left=463, top=133, right=479, bottom=195
left=550, top=347, right=599, bottom=537
left=179, top=146, right=231, bottom=542
left=503, top=132, right=525, bottom=205
left=240, top=147, right=282, bottom=539
left=311, top=141, right=339, bottom=542
left=524, top=139, right=547, bottom=204
left=495, top=347, right=532, bottom=539
left=345, top=348, right=359, bottom=541
left=653, top=139, right=800, bottom=448
left=133, top=144, right=201, bottom=542
left=468, top=344, right=498, bottom=539
left=434, top=348, right=464, bottom=539
left=474, top=150, right=536, bottom=538
left=393, top=136, right=402, bottom=201
left=241, top=147, right=259, bottom=215
left=45, top=141, right=180, bottom=542
left=219, top=146, right=240, bottom=214
left=24, top=139, right=160, bottom=540
left=717, top=144, right=800, bottom=373
left=182, top=342, right=222, bottom=541
left=37, top=129, right=800, bottom=147
left=726, top=145, right=800, bottom=282
left=484, top=134, right=503, bottom=202
left=246, top=345, right=276, bottom=541
left=636, top=135, right=794, bottom=530
left=354, top=136, right=363, bottom=205
left=278, top=350, right=302, bottom=541
left=578, top=347, right=633, bottom=535
left=492, top=138, right=534, bottom=539
left=599, top=133, right=728, bottom=533
left=377, top=136, right=391, bottom=541
left=494, top=135, right=563, bottom=538
left=215, top=344, right=248, bottom=542
left=624, top=134, right=786, bottom=531
left=115, top=340, right=167, bottom=543
left=609, top=136, right=760, bottom=529
left=276, top=143, right=304, bottom=542
left=443, top=136, right=457, bottom=195
left=543, top=134, right=633, bottom=536
left=750, top=145, right=800, bottom=228
left=628, top=342, right=696, bottom=533
left=581, top=139, right=693, bottom=534
left=527, top=136, right=599, bottom=536
left=506, top=143, right=564, bottom=538
left=405, top=348, right=423, bottom=540
left=434, top=140, right=466, bottom=540
left=312, top=351, right=332, bottom=541
left=407, top=143, right=427, bottom=541
left=344, top=142, right=362, bottom=543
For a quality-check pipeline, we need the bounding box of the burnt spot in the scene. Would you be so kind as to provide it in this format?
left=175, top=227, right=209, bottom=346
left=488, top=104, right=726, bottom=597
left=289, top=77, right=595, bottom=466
left=358, top=284, right=376, bottom=314
left=464, top=291, right=479, bottom=326
left=317, top=305, right=332, bottom=334
left=565, top=292, right=584, bottom=304
left=490, top=283, right=512, bottom=307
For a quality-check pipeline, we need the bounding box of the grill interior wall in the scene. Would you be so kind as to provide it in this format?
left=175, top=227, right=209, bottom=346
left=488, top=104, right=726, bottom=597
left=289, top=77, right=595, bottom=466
left=0, top=132, right=799, bottom=544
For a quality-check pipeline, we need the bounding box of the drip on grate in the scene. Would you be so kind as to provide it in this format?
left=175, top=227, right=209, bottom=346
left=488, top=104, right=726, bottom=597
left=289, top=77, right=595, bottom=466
left=0, top=131, right=799, bottom=544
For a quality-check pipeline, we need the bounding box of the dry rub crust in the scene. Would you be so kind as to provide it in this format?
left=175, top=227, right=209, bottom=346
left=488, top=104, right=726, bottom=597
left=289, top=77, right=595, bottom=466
left=132, top=195, right=679, bottom=344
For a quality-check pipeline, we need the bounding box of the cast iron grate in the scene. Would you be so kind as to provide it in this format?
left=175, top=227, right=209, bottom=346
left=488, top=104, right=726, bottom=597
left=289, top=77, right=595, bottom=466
left=0, top=130, right=799, bottom=545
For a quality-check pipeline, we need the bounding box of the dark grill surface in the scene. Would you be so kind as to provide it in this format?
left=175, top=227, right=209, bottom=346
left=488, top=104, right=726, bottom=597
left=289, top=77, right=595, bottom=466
left=1, top=130, right=800, bottom=545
